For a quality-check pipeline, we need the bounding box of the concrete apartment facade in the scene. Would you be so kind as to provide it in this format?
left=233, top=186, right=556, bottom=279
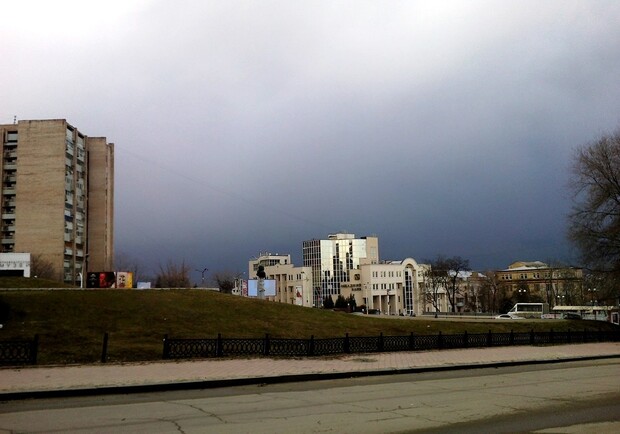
left=0, top=119, right=114, bottom=284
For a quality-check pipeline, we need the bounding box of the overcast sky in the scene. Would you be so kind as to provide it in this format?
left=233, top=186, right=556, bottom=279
left=2, top=1, right=620, bottom=282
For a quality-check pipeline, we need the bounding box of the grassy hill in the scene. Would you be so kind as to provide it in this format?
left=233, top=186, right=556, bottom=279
left=0, top=287, right=616, bottom=365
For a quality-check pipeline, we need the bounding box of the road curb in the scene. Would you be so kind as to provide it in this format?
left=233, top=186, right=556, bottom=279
left=1, top=353, right=619, bottom=401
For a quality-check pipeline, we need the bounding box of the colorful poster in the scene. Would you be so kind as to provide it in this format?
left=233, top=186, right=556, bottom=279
left=116, top=272, right=133, bottom=288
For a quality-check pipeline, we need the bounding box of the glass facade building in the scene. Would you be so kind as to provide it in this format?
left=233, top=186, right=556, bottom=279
left=302, top=233, right=378, bottom=307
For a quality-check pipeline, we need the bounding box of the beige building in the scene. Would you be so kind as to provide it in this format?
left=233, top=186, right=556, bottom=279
left=341, top=258, right=427, bottom=316
left=247, top=252, right=313, bottom=306
left=0, top=119, right=114, bottom=284
left=496, top=261, right=584, bottom=306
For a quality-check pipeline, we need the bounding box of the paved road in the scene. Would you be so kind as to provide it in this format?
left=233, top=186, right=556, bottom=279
left=1, top=359, right=618, bottom=433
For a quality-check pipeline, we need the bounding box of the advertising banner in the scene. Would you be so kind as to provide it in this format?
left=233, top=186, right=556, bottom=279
left=295, top=285, right=303, bottom=306
left=86, top=272, right=117, bottom=288
left=247, top=279, right=276, bottom=297
left=116, top=272, right=133, bottom=288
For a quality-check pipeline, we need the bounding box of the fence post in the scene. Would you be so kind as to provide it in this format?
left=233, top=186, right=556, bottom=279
left=409, top=332, right=415, bottom=351
left=438, top=331, right=443, bottom=349
left=30, top=334, right=39, bottom=364
left=162, top=334, right=169, bottom=359
left=567, top=328, right=571, bottom=344
left=509, top=330, right=514, bottom=346
left=549, top=329, right=554, bottom=345
left=378, top=332, right=384, bottom=352
left=216, top=333, right=223, bottom=357
left=598, top=327, right=603, bottom=342
left=463, top=331, right=468, bottom=349
left=308, top=335, right=314, bottom=356
left=530, top=329, right=535, bottom=345
left=101, top=332, right=109, bottom=363
left=264, top=333, right=270, bottom=356
left=344, top=333, right=350, bottom=354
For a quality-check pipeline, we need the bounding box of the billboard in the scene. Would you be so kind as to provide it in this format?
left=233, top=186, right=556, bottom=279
left=247, top=279, right=276, bottom=297
left=116, top=272, right=133, bottom=289
left=86, top=272, right=133, bottom=288
left=87, top=272, right=116, bottom=288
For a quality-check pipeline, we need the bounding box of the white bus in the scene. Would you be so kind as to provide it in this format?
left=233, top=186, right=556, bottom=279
left=508, top=303, right=549, bottom=318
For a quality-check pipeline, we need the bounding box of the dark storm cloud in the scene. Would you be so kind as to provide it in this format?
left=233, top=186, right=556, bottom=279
left=2, top=1, right=620, bottom=280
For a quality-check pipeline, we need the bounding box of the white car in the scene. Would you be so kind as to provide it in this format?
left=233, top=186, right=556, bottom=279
left=495, top=314, right=524, bottom=319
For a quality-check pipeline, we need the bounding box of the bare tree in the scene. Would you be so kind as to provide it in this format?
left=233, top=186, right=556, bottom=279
left=568, top=130, right=620, bottom=276
left=212, top=271, right=236, bottom=294
left=155, top=260, right=191, bottom=288
left=481, top=270, right=502, bottom=313
left=431, top=255, right=470, bottom=312
left=30, top=254, right=57, bottom=280
left=114, top=251, right=143, bottom=284
left=421, top=263, right=447, bottom=315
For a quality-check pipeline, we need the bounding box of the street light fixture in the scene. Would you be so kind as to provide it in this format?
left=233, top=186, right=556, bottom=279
left=195, top=267, right=208, bottom=287
left=587, top=288, right=597, bottom=306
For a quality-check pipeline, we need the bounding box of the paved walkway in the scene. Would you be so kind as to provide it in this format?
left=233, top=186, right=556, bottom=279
left=1, top=342, right=619, bottom=399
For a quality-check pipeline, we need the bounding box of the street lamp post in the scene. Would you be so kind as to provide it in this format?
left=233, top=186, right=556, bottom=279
left=195, top=267, right=208, bottom=287
left=587, top=288, right=597, bottom=306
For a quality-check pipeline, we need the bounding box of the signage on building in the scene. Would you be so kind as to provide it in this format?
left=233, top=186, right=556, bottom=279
left=0, top=253, right=31, bottom=277
left=296, top=286, right=303, bottom=306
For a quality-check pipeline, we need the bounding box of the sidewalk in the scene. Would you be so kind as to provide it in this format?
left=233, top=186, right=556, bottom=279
left=1, top=342, right=619, bottom=400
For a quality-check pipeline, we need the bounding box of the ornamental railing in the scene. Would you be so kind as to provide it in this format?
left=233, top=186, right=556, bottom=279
left=0, top=335, right=38, bottom=365
left=162, top=328, right=620, bottom=360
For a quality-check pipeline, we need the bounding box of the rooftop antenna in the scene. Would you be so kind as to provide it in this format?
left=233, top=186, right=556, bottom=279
left=13, top=116, right=17, bottom=124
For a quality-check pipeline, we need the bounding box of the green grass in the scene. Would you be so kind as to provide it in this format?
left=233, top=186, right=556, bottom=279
left=0, top=287, right=617, bottom=365
left=0, top=276, right=74, bottom=289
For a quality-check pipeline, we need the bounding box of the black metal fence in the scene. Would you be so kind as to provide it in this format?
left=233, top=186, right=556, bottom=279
left=162, top=328, right=620, bottom=359
left=0, top=335, right=38, bottom=365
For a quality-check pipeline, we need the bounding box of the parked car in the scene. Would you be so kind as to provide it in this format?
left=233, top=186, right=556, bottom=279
left=495, top=314, right=524, bottom=320
left=367, top=309, right=381, bottom=315
left=563, top=312, right=582, bottom=320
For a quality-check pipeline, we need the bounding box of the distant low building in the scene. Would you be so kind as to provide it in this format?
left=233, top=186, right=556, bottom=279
left=495, top=261, right=583, bottom=306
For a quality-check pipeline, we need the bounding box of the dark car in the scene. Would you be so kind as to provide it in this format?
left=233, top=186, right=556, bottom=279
left=563, top=312, right=582, bottom=320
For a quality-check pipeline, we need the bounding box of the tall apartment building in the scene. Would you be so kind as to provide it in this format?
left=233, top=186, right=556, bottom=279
left=302, top=233, right=379, bottom=307
left=0, top=119, right=114, bottom=284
